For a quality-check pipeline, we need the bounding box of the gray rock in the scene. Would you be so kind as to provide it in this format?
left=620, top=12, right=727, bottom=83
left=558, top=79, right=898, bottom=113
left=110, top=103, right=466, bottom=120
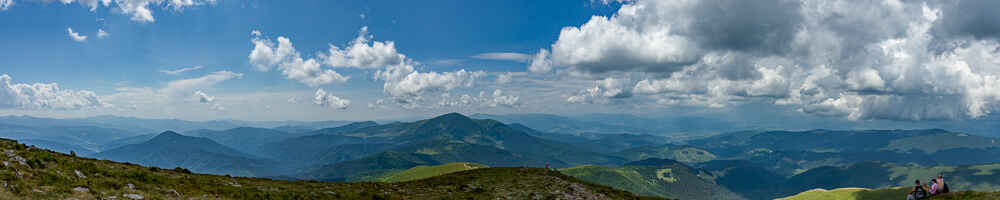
left=75, top=170, right=87, bottom=178
left=73, top=187, right=90, bottom=193
left=123, top=193, right=143, bottom=199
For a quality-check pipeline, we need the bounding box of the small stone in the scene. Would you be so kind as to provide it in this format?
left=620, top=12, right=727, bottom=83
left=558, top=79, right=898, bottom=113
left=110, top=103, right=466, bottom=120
left=123, top=193, right=143, bottom=199
left=126, top=183, right=135, bottom=190
left=73, top=187, right=90, bottom=193
left=75, top=170, right=87, bottom=178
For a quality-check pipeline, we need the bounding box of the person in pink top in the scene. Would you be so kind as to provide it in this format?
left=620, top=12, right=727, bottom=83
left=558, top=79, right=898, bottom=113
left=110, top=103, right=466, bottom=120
left=929, top=179, right=939, bottom=195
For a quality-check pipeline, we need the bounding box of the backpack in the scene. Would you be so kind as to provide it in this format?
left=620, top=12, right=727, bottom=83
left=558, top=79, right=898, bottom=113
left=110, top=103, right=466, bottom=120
left=914, top=186, right=928, bottom=198
left=942, top=182, right=949, bottom=193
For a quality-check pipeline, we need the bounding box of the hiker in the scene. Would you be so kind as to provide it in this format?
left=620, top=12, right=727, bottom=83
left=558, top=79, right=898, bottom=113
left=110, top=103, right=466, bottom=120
left=908, top=180, right=930, bottom=200
left=937, top=173, right=949, bottom=194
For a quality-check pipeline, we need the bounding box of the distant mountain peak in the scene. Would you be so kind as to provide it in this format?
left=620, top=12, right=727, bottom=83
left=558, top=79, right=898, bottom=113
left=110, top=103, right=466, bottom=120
left=157, top=131, right=183, bottom=137
left=431, top=113, right=471, bottom=121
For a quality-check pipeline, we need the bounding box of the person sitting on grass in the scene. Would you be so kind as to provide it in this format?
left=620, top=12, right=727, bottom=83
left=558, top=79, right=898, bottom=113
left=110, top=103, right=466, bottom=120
left=929, top=179, right=939, bottom=196
left=937, top=173, right=948, bottom=194
left=908, top=179, right=930, bottom=200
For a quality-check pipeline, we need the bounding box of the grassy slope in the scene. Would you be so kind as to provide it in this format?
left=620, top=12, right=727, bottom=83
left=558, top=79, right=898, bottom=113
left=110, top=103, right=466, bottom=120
left=777, top=187, right=910, bottom=200
left=560, top=161, right=745, bottom=200
left=779, top=187, right=1000, bottom=200
left=0, top=138, right=663, bottom=200
left=373, top=162, right=488, bottom=182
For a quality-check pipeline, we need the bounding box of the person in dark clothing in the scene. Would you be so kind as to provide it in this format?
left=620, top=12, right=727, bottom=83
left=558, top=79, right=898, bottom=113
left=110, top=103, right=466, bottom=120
left=908, top=179, right=930, bottom=200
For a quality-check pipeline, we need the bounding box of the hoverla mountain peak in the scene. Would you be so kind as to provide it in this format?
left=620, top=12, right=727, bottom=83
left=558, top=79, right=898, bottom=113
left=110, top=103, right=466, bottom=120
left=153, top=131, right=183, bottom=139
left=428, top=113, right=474, bottom=123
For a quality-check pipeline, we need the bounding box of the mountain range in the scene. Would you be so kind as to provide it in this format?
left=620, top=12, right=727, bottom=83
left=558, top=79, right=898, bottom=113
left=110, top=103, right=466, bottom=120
left=2, top=112, right=1000, bottom=199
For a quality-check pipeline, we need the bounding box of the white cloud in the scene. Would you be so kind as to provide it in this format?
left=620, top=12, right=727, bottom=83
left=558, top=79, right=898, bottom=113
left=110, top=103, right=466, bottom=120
left=495, top=72, right=512, bottom=84
left=471, top=52, right=532, bottom=63
left=536, top=0, right=1000, bottom=121
left=318, top=26, right=408, bottom=69
left=568, top=77, right=633, bottom=104
left=487, top=89, right=519, bottom=107
left=67, top=27, right=87, bottom=42
left=160, top=70, right=242, bottom=97
left=313, top=88, right=350, bottom=109
left=19, top=0, right=211, bottom=23
left=102, top=71, right=240, bottom=116
left=209, top=103, right=224, bottom=111
left=249, top=32, right=349, bottom=87
left=528, top=49, right=553, bottom=73
left=375, top=64, right=485, bottom=104
left=97, top=28, right=109, bottom=39
left=286, top=97, right=298, bottom=104
left=0, top=0, right=12, bottom=11
left=116, top=0, right=214, bottom=23
left=0, top=74, right=106, bottom=110
left=192, top=90, right=226, bottom=111
left=430, top=59, right=463, bottom=66
left=59, top=0, right=110, bottom=12
left=159, top=66, right=202, bottom=75
left=193, top=90, right=214, bottom=103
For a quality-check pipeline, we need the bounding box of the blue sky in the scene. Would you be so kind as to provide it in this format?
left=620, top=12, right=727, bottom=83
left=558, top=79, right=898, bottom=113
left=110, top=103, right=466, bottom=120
left=2, top=0, right=1000, bottom=123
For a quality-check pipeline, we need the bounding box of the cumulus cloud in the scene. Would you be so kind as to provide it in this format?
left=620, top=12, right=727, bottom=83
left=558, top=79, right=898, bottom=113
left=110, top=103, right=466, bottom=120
left=159, top=66, right=202, bottom=75
left=567, top=77, right=634, bottom=104
left=318, top=26, right=408, bottom=69
left=58, top=0, right=110, bottom=12
left=0, top=74, right=106, bottom=110
left=528, top=49, right=553, bottom=73
left=375, top=64, right=485, bottom=105
left=31, top=0, right=213, bottom=22
left=193, top=90, right=214, bottom=103
left=67, top=27, right=87, bottom=42
left=495, top=72, right=513, bottom=84
left=471, top=52, right=532, bottom=63
left=434, top=90, right=519, bottom=109
left=192, top=90, right=226, bottom=111
left=313, top=88, right=350, bottom=109
left=1, top=0, right=12, bottom=10
left=486, top=89, right=519, bottom=107
left=97, top=28, right=109, bottom=39
left=536, top=0, right=1000, bottom=121
left=249, top=32, right=349, bottom=87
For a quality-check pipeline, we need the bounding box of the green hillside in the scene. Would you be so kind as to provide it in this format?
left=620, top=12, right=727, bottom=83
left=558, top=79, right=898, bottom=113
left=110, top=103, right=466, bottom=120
left=560, top=159, right=745, bottom=200
left=777, top=187, right=909, bottom=200
left=0, top=137, right=664, bottom=199
left=616, top=144, right=717, bottom=163
left=373, top=162, right=488, bottom=182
